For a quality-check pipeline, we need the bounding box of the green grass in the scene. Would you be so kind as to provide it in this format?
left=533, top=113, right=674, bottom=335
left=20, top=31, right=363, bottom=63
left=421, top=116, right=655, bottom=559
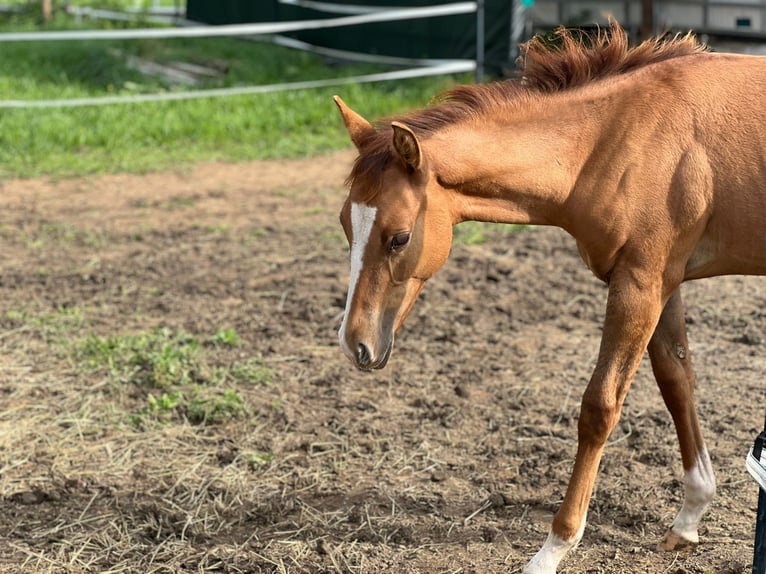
left=4, top=306, right=87, bottom=338
left=74, top=326, right=270, bottom=425
left=4, top=306, right=272, bottom=426
left=210, top=327, right=240, bottom=347
left=15, top=221, right=109, bottom=249
left=143, top=387, right=246, bottom=425
left=0, top=8, right=471, bottom=178
left=3, top=0, right=180, bottom=7
left=454, top=221, right=526, bottom=245
left=76, top=327, right=202, bottom=387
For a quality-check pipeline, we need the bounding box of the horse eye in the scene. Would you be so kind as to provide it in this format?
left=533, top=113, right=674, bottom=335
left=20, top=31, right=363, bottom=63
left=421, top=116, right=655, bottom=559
left=390, top=232, right=411, bottom=252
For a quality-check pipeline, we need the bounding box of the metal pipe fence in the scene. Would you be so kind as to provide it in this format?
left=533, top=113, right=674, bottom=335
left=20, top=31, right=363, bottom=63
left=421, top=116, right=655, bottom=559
left=0, top=1, right=483, bottom=108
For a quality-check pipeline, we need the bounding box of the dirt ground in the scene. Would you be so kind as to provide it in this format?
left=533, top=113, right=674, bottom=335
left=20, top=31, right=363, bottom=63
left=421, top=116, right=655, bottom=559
left=0, top=149, right=763, bottom=573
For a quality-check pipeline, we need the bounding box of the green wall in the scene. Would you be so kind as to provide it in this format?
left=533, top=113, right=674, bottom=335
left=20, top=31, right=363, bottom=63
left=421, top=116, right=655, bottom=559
left=186, top=0, right=512, bottom=75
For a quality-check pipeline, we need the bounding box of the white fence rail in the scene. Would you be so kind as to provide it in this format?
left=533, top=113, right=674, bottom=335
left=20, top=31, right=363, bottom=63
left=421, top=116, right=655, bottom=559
left=0, top=2, right=477, bottom=41
left=0, top=64, right=474, bottom=109
left=0, top=1, right=482, bottom=108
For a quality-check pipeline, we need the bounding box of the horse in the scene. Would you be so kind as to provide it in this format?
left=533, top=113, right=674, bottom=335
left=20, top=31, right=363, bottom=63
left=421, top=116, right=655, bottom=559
left=333, top=21, right=766, bottom=573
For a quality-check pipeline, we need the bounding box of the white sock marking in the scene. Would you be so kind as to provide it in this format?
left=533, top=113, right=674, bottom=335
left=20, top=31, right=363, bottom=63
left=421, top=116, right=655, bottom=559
left=523, top=516, right=586, bottom=574
left=338, top=202, right=378, bottom=356
left=670, top=446, right=716, bottom=543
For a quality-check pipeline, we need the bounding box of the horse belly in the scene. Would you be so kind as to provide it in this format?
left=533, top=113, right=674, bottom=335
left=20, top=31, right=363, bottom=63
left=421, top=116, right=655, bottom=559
left=684, top=226, right=766, bottom=279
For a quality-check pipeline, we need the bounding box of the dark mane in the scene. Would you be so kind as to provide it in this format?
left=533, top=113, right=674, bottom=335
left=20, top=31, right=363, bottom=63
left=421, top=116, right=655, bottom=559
left=347, top=21, right=706, bottom=193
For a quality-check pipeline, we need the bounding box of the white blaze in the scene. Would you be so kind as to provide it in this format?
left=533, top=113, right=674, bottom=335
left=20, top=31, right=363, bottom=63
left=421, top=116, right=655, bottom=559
left=338, top=202, right=378, bottom=357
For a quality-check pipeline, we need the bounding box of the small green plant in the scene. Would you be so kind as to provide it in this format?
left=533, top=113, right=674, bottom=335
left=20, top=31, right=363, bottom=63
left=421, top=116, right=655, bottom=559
left=243, top=451, right=275, bottom=469
left=185, top=388, right=245, bottom=424
left=147, top=390, right=183, bottom=412
left=142, top=390, right=184, bottom=424
left=210, top=327, right=240, bottom=347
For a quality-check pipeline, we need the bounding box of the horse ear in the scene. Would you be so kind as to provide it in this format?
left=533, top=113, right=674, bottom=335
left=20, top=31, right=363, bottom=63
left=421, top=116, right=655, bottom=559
left=333, top=95, right=375, bottom=150
left=391, top=121, right=422, bottom=171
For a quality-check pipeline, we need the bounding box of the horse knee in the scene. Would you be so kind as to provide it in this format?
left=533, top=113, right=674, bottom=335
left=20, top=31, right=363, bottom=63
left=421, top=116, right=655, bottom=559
left=578, top=394, right=620, bottom=444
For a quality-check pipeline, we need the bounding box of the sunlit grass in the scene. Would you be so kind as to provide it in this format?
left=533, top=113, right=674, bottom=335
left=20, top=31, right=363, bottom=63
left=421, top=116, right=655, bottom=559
left=0, top=9, right=471, bottom=178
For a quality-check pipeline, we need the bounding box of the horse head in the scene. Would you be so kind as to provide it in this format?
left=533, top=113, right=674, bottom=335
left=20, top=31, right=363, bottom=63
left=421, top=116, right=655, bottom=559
left=334, top=96, right=454, bottom=370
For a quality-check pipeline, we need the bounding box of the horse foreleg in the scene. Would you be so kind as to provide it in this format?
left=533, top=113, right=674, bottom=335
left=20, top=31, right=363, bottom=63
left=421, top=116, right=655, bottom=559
left=523, top=270, right=665, bottom=574
left=648, top=288, right=716, bottom=551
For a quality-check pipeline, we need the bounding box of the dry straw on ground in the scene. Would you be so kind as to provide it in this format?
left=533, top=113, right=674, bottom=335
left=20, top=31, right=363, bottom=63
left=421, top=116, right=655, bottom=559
left=0, top=151, right=761, bottom=573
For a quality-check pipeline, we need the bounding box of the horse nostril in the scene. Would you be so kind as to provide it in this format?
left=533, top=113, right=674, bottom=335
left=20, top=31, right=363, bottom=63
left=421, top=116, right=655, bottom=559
left=356, top=343, right=372, bottom=367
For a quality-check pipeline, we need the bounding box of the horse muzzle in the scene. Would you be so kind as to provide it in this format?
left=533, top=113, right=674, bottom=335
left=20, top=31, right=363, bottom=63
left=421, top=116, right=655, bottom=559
left=339, top=328, right=393, bottom=371
left=354, top=340, right=392, bottom=371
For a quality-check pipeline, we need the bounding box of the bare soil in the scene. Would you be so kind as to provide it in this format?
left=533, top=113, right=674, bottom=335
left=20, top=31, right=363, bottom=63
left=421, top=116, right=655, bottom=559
left=0, top=150, right=763, bottom=573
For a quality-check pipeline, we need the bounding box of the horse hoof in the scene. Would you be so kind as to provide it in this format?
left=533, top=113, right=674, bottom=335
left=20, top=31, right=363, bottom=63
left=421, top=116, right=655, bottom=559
left=657, top=529, right=697, bottom=552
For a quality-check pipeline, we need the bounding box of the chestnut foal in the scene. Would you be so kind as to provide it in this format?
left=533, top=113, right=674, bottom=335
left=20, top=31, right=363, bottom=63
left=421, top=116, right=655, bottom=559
left=335, top=23, right=766, bottom=573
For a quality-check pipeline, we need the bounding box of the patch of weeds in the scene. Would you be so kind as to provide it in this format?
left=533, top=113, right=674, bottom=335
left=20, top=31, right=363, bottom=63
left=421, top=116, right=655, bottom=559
left=228, top=357, right=273, bottom=385
left=210, top=327, right=240, bottom=347
left=207, top=357, right=273, bottom=386
left=185, top=388, right=245, bottom=424
left=76, top=327, right=200, bottom=388
left=4, top=306, right=86, bottom=341
left=164, top=196, right=196, bottom=210
left=20, top=221, right=107, bottom=249
left=135, top=387, right=246, bottom=426
left=74, top=327, right=262, bottom=427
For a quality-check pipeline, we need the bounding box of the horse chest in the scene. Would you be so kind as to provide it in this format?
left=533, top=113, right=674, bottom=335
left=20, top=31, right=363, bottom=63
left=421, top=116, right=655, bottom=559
left=575, top=239, right=618, bottom=282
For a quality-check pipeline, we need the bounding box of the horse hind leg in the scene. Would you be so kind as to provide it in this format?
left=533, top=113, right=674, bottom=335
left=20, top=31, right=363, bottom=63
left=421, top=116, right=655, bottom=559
left=648, top=289, right=716, bottom=551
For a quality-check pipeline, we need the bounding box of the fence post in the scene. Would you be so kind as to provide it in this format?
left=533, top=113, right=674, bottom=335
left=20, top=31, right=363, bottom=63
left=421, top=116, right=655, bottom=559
left=509, top=0, right=529, bottom=68
left=640, top=0, right=654, bottom=40
left=475, top=0, right=484, bottom=83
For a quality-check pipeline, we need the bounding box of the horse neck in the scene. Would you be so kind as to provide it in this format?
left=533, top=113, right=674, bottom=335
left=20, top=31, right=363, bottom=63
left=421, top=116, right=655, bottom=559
left=426, top=94, right=604, bottom=229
